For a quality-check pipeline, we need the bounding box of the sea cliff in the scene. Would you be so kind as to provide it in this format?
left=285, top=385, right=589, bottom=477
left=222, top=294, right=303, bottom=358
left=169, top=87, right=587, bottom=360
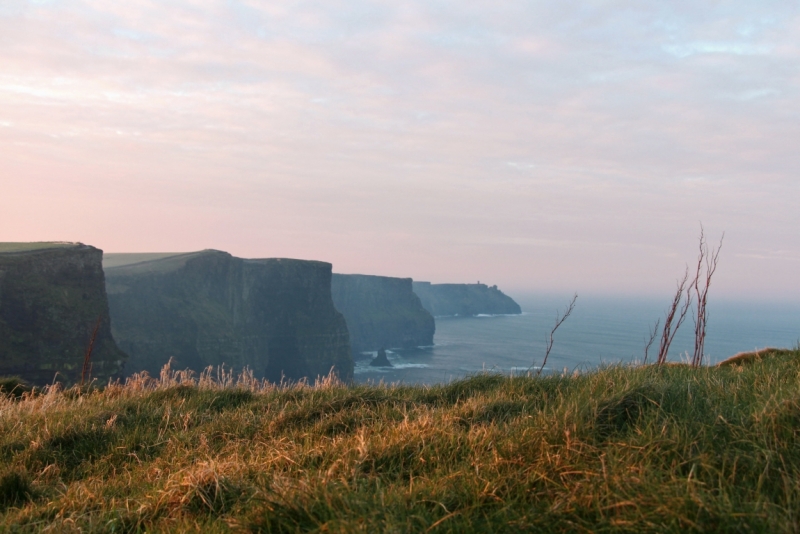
left=331, top=274, right=435, bottom=355
left=104, top=251, right=352, bottom=382
left=0, top=242, right=126, bottom=385
left=412, top=281, right=521, bottom=317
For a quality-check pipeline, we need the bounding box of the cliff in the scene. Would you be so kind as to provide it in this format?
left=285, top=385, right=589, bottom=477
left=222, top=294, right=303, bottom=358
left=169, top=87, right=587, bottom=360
left=0, top=242, right=126, bottom=385
left=331, top=274, right=435, bottom=355
left=412, top=282, right=522, bottom=317
left=104, top=251, right=352, bottom=382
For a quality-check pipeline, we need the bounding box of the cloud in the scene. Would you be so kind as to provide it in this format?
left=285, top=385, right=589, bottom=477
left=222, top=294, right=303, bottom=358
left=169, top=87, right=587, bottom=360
left=662, top=42, right=773, bottom=58
left=1, top=0, right=799, bottom=296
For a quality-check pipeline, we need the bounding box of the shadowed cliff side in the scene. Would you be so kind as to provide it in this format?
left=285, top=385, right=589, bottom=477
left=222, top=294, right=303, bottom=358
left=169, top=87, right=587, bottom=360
left=0, top=242, right=126, bottom=385
left=331, top=274, right=435, bottom=355
left=412, top=282, right=522, bottom=317
left=104, top=251, right=352, bottom=382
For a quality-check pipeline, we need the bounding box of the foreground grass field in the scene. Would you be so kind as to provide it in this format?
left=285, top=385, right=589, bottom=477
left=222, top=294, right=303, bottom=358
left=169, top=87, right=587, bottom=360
left=2, top=351, right=800, bottom=533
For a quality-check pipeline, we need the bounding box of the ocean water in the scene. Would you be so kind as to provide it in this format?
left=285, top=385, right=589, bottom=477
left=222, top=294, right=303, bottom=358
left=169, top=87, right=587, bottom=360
left=353, top=295, right=800, bottom=386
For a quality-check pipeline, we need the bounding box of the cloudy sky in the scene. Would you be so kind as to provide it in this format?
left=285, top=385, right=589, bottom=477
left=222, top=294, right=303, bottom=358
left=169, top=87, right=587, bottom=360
left=1, top=1, right=799, bottom=299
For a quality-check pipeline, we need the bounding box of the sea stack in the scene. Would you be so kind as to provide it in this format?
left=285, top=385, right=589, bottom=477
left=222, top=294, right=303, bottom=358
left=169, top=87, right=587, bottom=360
left=0, top=242, right=126, bottom=385
left=370, top=348, right=393, bottom=367
left=104, top=250, right=353, bottom=382
left=412, top=282, right=521, bottom=317
left=331, top=274, right=435, bottom=356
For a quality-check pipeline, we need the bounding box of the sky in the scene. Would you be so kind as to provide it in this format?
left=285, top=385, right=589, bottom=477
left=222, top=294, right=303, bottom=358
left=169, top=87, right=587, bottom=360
left=1, top=1, right=799, bottom=300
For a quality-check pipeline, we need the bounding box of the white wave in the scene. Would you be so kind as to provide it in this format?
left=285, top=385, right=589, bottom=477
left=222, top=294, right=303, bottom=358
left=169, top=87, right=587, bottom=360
left=435, top=312, right=523, bottom=318
left=391, top=363, right=429, bottom=369
left=353, top=363, right=430, bottom=374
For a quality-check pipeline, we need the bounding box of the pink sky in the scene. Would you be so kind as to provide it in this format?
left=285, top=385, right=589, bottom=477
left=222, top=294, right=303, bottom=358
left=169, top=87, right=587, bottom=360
left=2, top=1, right=799, bottom=299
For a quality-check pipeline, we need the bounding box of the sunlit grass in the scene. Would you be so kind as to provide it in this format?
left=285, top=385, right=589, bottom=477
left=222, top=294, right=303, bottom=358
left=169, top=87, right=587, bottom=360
left=2, top=352, right=800, bottom=532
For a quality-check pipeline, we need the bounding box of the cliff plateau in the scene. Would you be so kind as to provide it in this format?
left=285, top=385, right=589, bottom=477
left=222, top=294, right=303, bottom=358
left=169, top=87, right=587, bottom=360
left=331, top=274, right=435, bottom=355
left=0, top=242, right=126, bottom=385
left=104, top=251, right=352, bottom=382
left=412, top=282, right=522, bottom=317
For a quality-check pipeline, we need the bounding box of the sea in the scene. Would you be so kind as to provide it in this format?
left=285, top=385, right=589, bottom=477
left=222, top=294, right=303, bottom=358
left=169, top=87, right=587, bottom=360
left=352, top=295, right=800, bottom=386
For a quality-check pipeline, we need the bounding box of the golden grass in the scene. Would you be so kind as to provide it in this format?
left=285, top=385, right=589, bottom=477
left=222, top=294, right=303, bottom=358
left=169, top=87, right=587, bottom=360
left=2, top=352, right=800, bottom=532
left=717, top=347, right=794, bottom=367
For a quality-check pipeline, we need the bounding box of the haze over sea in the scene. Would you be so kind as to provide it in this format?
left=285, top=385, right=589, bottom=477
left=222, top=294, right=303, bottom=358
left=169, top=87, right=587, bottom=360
left=354, top=295, right=800, bottom=385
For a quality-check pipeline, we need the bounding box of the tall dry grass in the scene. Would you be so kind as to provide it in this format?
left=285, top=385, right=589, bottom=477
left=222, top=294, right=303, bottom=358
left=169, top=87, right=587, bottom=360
left=2, top=351, right=800, bottom=532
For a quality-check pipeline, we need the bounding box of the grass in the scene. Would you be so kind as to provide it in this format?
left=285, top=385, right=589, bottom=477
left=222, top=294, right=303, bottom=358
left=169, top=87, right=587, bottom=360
left=0, top=242, right=79, bottom=254
left=0, top=377, right=32, bottom=400
left=1, top=352, right=800, bottom=532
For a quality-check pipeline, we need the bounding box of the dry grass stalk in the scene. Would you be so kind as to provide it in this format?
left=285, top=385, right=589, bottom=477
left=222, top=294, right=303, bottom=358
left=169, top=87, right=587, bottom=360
left=80, top=317, right=102, bottom=386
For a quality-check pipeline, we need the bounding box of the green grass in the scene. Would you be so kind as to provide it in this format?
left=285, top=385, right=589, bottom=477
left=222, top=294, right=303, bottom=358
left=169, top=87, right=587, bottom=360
left=0, top=242, right=79, bottom=253
left=2, top=352, right=800, bottom=532
left=103, top=251, right=209, bottom=275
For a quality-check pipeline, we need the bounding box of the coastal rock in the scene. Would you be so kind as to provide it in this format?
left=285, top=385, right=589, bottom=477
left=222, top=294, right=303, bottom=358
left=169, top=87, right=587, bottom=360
left=412, top=282, right=521, bottom=317
left=0, top=242, right=126, bottom=385
left=104, top=250, right=352, bottom=382
left=370, top=348, right=393, bottom=367
left=331, top=274, right=435, bottom=355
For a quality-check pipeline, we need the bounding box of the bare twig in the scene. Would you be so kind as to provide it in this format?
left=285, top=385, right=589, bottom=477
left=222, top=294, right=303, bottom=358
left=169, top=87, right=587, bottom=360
left=81, top=316, right=102, bottom=386
left=536, top=293, right=578, bottom=377
left=691, top=226, right=724, bottom=367
left=643, top=318, right=660, bottom=365
left=656, top=268, right=692, bottom=365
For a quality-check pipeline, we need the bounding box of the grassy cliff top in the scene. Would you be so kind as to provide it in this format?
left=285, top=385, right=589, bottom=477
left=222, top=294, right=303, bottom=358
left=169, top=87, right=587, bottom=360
left=102, top=250, right=220, bottom=276
left=104, top=252, right=332, bottom=275
left=3, top=350, right=800, bottom=531
left=102, top=252, right=190, bottom=269
left=245, top=257, right=332, bottom=268
left=334, top=272, right=413, bottom=282
left=0, top=242, right=83, bottom=254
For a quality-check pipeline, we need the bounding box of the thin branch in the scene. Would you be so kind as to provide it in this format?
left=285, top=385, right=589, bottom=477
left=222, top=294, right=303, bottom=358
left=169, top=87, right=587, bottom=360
left=692, top=227, right=724, bottom=367
left=536, top=293, right=578, bottom=377
left=656, top=268, right=692, bottom=365
left=691, top=227, right=706, bottom=367
left=643, top=318, right=660, bottom=365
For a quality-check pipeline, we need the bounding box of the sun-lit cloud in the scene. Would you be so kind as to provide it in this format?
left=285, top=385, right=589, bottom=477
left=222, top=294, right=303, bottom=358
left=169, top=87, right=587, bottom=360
left=1, top=1, right=799, bottom=298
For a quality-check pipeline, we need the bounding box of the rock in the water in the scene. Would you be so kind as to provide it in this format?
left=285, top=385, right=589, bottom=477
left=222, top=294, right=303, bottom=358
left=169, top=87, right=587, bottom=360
left=412, top=282, right=521, bottom=317
left=104, top=250, right=352, bottom=382
left=370, top=348, right=393, bottom=367
left=0, top=242, right=126, bottom=385
left=331, top=274, right=434, bottom=355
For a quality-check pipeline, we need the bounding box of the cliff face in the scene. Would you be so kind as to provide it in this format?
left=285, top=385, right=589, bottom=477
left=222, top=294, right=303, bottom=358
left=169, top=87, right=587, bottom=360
left=104, top=251, right=352, bottom=382
left=331, top=274, right=435, bottom=355
left=412, top=282, right=522, bottom=317
left=0, top=243, right=126, bottom=385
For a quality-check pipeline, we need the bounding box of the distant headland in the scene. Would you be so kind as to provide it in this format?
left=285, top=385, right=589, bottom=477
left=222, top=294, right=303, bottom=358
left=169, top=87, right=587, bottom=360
left=412, top=281, right=522, bottom=317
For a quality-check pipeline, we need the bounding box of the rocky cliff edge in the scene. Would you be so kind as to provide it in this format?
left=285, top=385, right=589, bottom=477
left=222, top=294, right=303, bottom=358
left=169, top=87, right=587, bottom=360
left=104, top=250, right=353, bottom=382
left=0, top=242, right=126, bottom=385
left=331, top=274, right=435, bottom=355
